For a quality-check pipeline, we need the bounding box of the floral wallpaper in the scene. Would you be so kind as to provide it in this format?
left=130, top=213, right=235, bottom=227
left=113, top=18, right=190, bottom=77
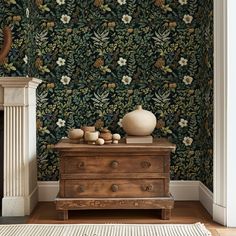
left=0, top=0, right=213, bottom=190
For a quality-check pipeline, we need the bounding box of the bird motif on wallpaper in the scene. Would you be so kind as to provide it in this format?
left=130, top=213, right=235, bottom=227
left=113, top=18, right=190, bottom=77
left=0, top=26, right=12, bottom=63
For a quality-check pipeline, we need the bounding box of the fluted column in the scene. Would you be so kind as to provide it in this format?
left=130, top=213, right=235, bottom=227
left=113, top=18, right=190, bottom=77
left=0, top=77, right=42, bottom=216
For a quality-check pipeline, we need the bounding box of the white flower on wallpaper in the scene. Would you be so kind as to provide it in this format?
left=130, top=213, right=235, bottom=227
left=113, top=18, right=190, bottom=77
left=56, top=0, right=65, bottom=5
left=117, top=57, right=127, bottom=66
left=183, top=75, right=193, bottom=85
left=117, top=0, right=126, bottom=5
left=179, top=0, right=188, bottom=5
left=178, top=57, right=188, bottom=66
left=61, top=14, right=71, bottom=24
left=56, top=57, right=66, bottom=66
left=60, top=75, right=71, bottom=85
left=56, top=118, right=66, bottom=127
left=122, top=75, right=132, bottom=85
left=23, top=55, right=28, bottom=64
left=122, top=14, right=132, bottom=24
left=178, top=118, right=188, bottom=127
left=26, top=8, right=29, bottom=18
left=162, top=4, right=172, bottom=12
left=183, top=137, right=193, bottom=146
left=100, top=65, right=111, bottom=73
left=183, top=14, right=193, bottom=24
left=118, top=118, right=123, bottom=127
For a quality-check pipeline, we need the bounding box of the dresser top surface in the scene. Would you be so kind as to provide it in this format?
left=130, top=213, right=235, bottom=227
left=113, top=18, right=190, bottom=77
left=54, top=138, right=176, bottom=152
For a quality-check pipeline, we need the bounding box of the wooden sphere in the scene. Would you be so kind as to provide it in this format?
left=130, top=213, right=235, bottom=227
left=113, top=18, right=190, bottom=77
left=96, top=138, right=105, bottom=145
left=113, top=133, right=121, bottom=140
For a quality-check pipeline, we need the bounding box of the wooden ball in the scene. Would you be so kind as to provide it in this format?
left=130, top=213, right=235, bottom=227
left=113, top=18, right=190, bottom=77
left=96, top=138, right=105, bottom=145
left=112, top=133, right=121, bottom=140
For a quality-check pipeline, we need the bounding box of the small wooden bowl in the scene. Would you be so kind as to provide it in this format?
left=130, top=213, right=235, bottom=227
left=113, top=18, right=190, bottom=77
left=68, top=129, right=84, bottom=142
left=81, top=126, right=95, bottom=133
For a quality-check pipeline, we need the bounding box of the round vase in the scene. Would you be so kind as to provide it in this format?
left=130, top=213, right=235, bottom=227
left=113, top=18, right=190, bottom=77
left=121, top=105, right=156, bottom=136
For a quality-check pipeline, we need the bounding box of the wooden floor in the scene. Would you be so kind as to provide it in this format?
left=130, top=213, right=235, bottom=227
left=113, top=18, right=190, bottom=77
left=27, top=201, right=236, bottom=236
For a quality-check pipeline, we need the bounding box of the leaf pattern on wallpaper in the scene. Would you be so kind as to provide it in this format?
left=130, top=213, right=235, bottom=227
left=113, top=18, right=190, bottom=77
left=0, top=0, right=213, bottom=190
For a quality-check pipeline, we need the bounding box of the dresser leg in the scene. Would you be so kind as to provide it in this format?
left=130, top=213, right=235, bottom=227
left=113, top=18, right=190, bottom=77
left=58, top=210, right=68, bottom=220
left=161, top=209, right=171, bottom=220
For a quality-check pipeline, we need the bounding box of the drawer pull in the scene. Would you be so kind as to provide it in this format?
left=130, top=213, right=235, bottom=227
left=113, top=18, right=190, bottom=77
left=110, top=161, right=119, bottom=169
left=77, top=185, right=85, bottom=193
left=141, top=161, right=151, bottom=169
left=77, top=161, right=85, bottom=169
left=111, top=184, right=119, bottom=192
left=142, top=184, right=153, bottom=192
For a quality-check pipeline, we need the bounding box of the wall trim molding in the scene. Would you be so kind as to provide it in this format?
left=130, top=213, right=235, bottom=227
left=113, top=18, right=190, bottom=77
left=213, top=0, right=227, bottom=226
left=38, top=181, right=60, bottom=202
left=169, top=180, right=199, bottom=201
left=213, top=203, right=227, bottom=226
left=226, top=0, right=236, bottom=227
left=27, top=186, right=38, bottom=215
left=199, top=182, right=213, bottom=216
left=38, top=180, right=213, bottom=215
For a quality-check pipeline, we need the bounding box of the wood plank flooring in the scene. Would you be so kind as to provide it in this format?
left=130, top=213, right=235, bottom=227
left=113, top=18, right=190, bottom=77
left=27, top=201, right=236, bottom=236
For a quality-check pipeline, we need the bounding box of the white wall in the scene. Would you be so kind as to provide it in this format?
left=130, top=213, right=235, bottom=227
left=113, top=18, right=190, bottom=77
left=213, top=0, right=227, bottom=226
left=213, top=0, right=236, bottom=226
left=227, top=0, right=236, bottom=227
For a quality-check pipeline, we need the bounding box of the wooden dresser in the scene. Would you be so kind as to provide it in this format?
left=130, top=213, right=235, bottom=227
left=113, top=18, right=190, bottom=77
left=54, top=138, right=176, bottom=220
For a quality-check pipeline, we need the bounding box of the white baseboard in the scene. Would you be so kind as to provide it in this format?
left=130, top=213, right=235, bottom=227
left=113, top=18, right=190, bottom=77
left=37, top=180, right=213, bottom=216
left=199, top=182, right=213, bottom=215
left=1, top=186, right=39, bottom=216
left=213, top=203, right=227, bottom=226
left=26, top=186, right=39, bottom=215
left=38, top=181, right=59, bottom=202
left=2, top=196, right=25, bottom=216
left=170, top=180, right=199, bottom=200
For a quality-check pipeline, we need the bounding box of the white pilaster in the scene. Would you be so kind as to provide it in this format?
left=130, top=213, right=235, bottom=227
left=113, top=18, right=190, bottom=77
left=214, top=0, right=236, bottom=227
left=213, top=0, right=227, bottom=226
left=0, top=77, right=42, bottom=216
left=226, top=0, right=236, bottom=227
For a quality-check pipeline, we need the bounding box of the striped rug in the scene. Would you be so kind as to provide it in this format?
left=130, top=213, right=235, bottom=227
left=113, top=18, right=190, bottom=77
left=0, top=223, right=211, bottom=236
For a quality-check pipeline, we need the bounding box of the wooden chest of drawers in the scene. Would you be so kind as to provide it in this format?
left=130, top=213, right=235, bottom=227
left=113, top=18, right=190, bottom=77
left=55, top=138, right=175, bottom=220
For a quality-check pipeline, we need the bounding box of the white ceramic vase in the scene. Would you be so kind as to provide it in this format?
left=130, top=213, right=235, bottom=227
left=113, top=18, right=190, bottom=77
left=84, top=131, right=99, bottom=144
left=121, top=105, right=156, bottom=136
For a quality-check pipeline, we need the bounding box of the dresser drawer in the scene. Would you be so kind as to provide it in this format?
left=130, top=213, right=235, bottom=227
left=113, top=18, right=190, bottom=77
left=62, top=155, right=168, bottom=174
left=62, top=179, right=168, bottom=198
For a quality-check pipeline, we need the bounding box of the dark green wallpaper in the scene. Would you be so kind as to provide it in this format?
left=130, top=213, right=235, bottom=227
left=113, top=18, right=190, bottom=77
left=0, top=0, right=213, bottom=190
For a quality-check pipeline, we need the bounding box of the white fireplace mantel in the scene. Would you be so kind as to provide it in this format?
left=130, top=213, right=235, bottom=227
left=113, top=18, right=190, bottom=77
left=0, top=77, right=42, bottom=216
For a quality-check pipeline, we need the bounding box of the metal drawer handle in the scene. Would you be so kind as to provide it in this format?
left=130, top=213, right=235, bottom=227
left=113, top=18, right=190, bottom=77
left=141, top=161, right=151, bottom=169
left=77, top=185, right=85, bottom=193
left=142, top=184, right=153, bottom=192
left=77, top=161, right=85, bottom=169
left=110, top=161, right=119, bottom=169
left=111, top=184, right=119, bottom=192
